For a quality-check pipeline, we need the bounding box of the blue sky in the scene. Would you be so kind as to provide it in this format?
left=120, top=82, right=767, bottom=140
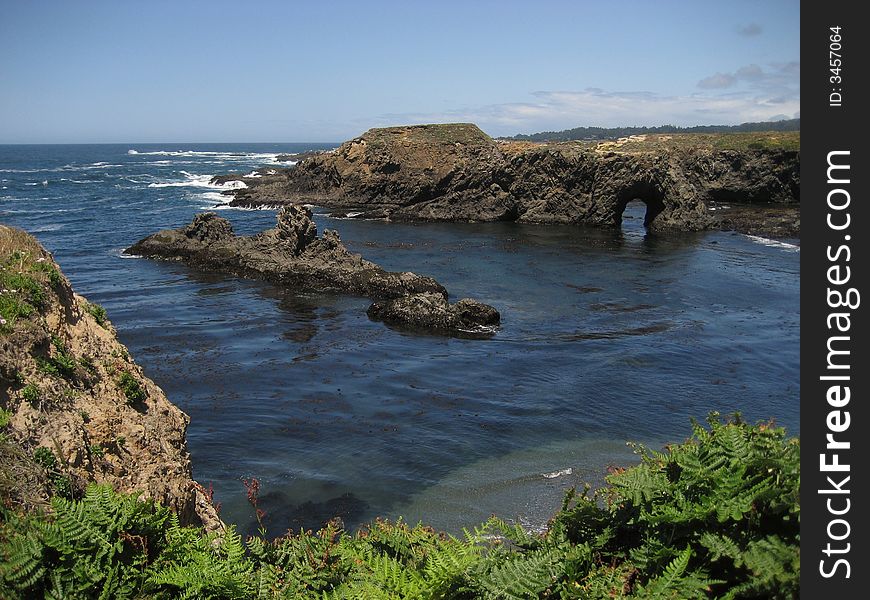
left=0, top=0, right=799, bottom=143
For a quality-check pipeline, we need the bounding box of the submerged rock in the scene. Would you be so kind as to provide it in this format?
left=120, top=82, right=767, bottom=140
left=126, top=206, right=500, bottom=336
left=216, top=123, right=800, bottom=236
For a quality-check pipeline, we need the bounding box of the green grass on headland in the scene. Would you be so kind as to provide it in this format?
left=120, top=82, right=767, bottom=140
left=0, top=414, right=799, bottom=599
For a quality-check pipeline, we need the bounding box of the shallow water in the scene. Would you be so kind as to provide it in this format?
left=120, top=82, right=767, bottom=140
left=0, top=144, right=799, bottom=534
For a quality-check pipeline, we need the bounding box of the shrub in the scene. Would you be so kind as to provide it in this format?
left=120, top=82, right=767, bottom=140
left=20, top=384, right=40, bottom=407
left=31, top=447, right=56, bottom=471
left=84, top=302, right=108, bottom=327
left=36, top=337, right=77, bottom=381
left=117, top=371, right=146, bottom=405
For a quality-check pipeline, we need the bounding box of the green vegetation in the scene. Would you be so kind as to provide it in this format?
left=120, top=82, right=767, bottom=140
left=19, top=384, right=40, bottom=407
left=363, top=123, right=493, bottom=148
left=0, top=269, right=44, bottom=331
left=509, top=118, right=800, bottom=142
left=35, top=336, right=77, bottom=381
left=0, top=416, right=799, bottom=599
left=0, top=229, right=63, bottom=333
left=29, top=261, right=63, bottom=287
left=31, top=448, right=56, bottom=471
left=117, top=371, right=146, bottom=405
left=28, top=447, right=71, bottom=501
left=85, top=302, right=108, bottom=327
left=0, top=409, right=11, bottom=429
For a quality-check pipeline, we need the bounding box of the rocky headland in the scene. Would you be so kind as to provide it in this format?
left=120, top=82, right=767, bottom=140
left=126, top=206, right=500, bottom=336
left=215, top=124, right=799, bottom=237
left=0, top=225, right=221, bottom=530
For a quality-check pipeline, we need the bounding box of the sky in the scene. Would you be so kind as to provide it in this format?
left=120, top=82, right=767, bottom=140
left=0, top=0, right=800, bottom=143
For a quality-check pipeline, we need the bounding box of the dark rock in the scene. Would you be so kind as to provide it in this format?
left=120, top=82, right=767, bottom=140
left=275, top=150, right=326, bottom=163
left=711, top=203, right=800, bottom=239
left=126, top=206, right=499, bottom=336
left=367, top=293, right=500, bottom=336
left=220, top=123, right=799, bottom=236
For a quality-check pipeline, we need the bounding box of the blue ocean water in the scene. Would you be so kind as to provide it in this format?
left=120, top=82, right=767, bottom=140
left=0, top=144, right=800, bottom=534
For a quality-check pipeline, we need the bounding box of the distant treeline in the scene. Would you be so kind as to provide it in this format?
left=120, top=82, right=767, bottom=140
left=507, top=118, right=800, bottom=142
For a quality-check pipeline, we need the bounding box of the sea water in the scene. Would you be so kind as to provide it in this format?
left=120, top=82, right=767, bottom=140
left=0, top=144, right=799, bottom=535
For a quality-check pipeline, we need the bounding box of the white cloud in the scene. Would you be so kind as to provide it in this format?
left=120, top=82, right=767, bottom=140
left=371, top=84, right=800, bottom=137
left=697, top=62, right=799, bottom=94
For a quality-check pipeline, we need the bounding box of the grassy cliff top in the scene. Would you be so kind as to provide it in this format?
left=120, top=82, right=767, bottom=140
left=589, top=131, right=800, bottom=153
left=357, top=125, right=798, bottom=156
left=496, top=130, right=800, bottom=156
left=360, top=123, right=493, bottom=147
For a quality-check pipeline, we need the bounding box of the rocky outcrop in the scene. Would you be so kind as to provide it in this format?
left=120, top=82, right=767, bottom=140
left=217, top=124, right=800, bottom=236
left=126, top=206, right=500, bottom=336
left=367, top=294, right=500, bottom=335
left=0, top=225, right=222, bottom=530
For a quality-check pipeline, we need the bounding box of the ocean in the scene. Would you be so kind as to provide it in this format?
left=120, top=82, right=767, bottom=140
left=0, top=143, right=799, bottom=535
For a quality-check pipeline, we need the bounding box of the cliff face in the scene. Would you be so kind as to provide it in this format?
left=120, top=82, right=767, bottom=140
left=0, top=225, right=220, bottom=529
left=223, top=124, right=800, bottom=235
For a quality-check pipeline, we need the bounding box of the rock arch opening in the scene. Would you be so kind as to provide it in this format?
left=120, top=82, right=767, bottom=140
left=614, top=182, right=666, bottom=230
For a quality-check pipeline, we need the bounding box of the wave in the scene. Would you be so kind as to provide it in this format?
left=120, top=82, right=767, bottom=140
left=198, top=191, right=232, bottom=203
left=114, top=248, right=143, bottom=259
left=743, top=235, right=800, bottom=252
left=128, top=149, right=281, bottom=162
left=541, top=468, right=573, bottom=479
left=203, top=203, right=276, bottom=212
left=60, top=178, right=99, bottom=184
left=147, top=171, right=247, bottom=190
left=1, top=163, right=121, bottom=174
left=28, top=224, right=64, bottom=233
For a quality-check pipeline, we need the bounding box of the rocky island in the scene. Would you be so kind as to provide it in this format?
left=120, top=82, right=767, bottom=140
left=126, top=206, right=500, bottom=336
left=214, top=123, right=800, bottom=238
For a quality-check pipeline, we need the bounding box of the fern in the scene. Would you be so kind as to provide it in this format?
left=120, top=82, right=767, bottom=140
left=477, top=548, right=560, bottom=599
left=0, top=416, right=799, bottom=599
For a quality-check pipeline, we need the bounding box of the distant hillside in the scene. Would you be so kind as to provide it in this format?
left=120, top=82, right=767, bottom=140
left=507, top=118, right=800, bottom=142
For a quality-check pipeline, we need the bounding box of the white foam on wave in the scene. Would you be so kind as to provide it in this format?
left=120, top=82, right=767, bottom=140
left=204, top=203, right=276, bottom=212
left=743, top=235, right=800, bottom=252
left=115, top=248, right=143, bottom=259
left=127, top=149, right=281, bottom=162
left=2, top=163, right=120, bottom=174
left=456, top=323, right=500, bottom=336
left=199, top=191, right=232, bottom=203
left=541, top=468, right=573, bottom=479
left=147, top=171, right=248, bottom=190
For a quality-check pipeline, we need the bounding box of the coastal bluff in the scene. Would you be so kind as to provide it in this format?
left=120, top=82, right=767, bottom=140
left=219, top=123, right=800, bottom=236
left=0, top=225, right=221, bottom=530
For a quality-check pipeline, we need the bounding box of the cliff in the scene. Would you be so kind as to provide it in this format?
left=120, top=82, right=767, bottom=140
left=0, top=225, right=221, bottom=530
left=220, top=124, right=800, bottom=236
